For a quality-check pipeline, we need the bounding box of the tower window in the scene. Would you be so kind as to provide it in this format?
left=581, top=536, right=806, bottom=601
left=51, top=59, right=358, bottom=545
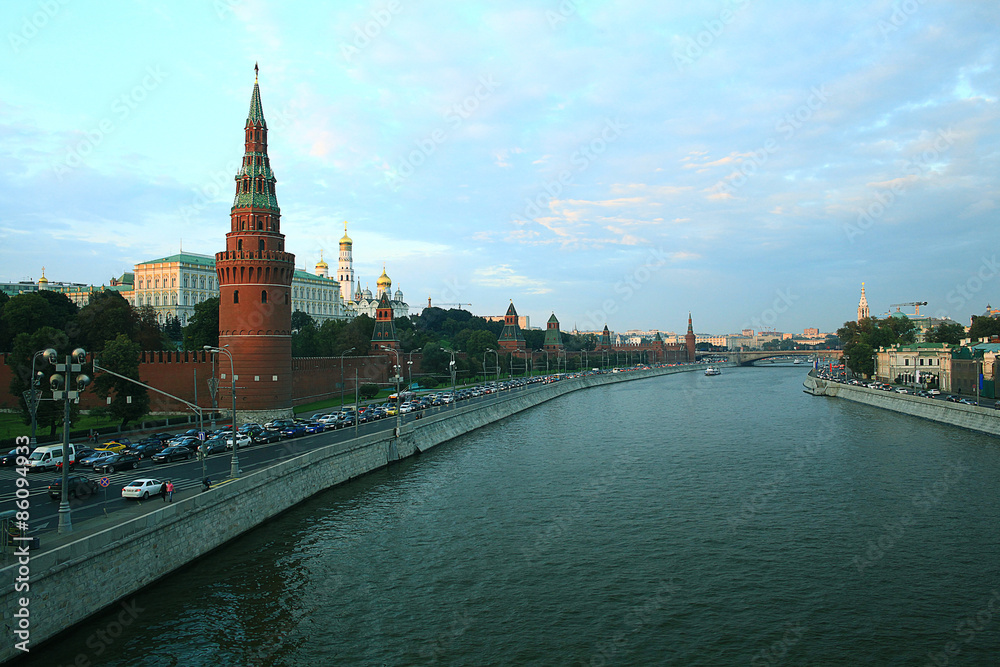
left=261, top=290, right=268, bottom=304
left=234, top=290, right=240, bottom=304
left=238, top=239, right=243, bottom=251
left=259, top=239, right=265, bottom=252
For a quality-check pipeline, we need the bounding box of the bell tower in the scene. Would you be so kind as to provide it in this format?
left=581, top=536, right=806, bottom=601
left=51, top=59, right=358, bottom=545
left=215, top=65, right=295, bottom=423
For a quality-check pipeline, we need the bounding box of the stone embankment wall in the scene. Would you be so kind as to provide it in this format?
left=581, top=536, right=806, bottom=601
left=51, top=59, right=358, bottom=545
left=803, top=373, right=1000, bottom=437
left=0, top=364, right=705, bottom=663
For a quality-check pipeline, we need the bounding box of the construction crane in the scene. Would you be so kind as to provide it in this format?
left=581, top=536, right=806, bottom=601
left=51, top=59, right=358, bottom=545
left=890, top=301, right=928, bottom=316
left=425, top=297, right=472, bottom=310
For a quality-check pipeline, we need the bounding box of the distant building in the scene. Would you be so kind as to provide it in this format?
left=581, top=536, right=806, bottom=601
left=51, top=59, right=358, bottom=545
left=804, top=327, right=820, bottom=336
left=858, top=283, right=870, bottom=321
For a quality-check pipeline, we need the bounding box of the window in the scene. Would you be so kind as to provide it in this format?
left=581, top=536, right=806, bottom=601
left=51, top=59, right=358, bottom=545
left=200, top=276, right=206, bottom=289
left=172, top=277, right=176, bottom=287
left=919, top=358, right=924, bottom=366
left=261, top=290, right=268, bottom=304
left=904, top=359, right=909, bottom=366
left=259, top=239, right=265, bottom=252
left=238, top=239, right=243, bottom=251
left=234, top=290, right=240, bottom=304
left=183, top=275, right=189, bottom=288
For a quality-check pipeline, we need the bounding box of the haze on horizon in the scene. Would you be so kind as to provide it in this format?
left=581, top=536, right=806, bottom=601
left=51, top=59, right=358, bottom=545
left=1, top=1, right=997, bottom=335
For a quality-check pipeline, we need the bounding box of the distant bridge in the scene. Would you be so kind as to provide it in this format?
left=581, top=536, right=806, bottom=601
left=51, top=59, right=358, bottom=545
left=713, top=349, right=843, bottom=367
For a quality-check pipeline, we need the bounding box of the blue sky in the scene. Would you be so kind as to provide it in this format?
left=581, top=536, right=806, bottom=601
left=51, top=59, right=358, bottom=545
left=1, top=0, right=997, bottom=335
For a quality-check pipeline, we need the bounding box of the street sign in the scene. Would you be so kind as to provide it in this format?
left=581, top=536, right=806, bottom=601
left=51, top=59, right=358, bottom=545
left=98, top=477, right=110, bottom=488
left=198, top=431, right=206, bottom=440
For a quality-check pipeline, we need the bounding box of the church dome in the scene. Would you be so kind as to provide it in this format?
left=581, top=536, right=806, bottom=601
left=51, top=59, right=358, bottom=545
left=394, top=287, right=403, bottom=301
left=377, top=265, right=391, bottom=289
left=315, top=251, right=328, bottom=269
left=340, top=221, right=352, bottom=246
left=363, top=285, right=372, bottom=300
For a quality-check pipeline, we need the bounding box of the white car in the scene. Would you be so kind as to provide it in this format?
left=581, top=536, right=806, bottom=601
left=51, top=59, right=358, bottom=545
left=227, top=433, right=252, bottom=449
left=122, top=478, right=165, bottom=500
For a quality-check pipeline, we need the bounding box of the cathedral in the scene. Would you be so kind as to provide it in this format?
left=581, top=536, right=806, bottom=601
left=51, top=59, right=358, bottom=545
left=338, top=222, right=409, bottom=319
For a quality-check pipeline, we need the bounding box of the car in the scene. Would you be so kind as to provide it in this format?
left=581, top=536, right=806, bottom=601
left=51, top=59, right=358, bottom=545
left=129, top=442, right=166, bottom=459
left=73, top=447, right=97, bottom=462
left=385, top=406, right=399, bottom=416
left=151, top=446, right=192, bottom=463
left=304, top=422, right=325, bottom=435
left=95, top=440, right=130, bottom=453
left=121, top=478, right=165, bottom=500
left=80, top=450, right=116, bottom=467
left=946, top=395, right=961, bottom=403
left=894, top=388, right=909, bottom=394
left=251, top=429, right=281, bottom=444
left=227, top=433, right=252, bottom=449
left=0, top=448, right=25, bottom=466
left=265, top=418, right=295, bottom=430
left=281, top=424, right=306, bottom=439
left=171, top=437, right=203, bottom=452
left=200, top=438, right=229, bottom=455
left=928, top=389, right=941, bottom=396
left=336, top=414, right=356, bottom=428
left=958, top=398, right=976, bottom=406
left=94, top=452, right=142, bottom=474
left=48, top=475, right=98, bottom=500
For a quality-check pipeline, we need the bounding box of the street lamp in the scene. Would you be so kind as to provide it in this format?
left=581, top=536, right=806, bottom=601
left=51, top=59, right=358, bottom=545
left=484, top=348, right=498, bottom=392
left=26, top=349, right=51, bottom=447
left=47, top=347, right=89, bottom=534
left=339, top=347, right=355, bottom=408
left=449, top=351, right=457, bottom=409
left=407, top=360, right=413, bottom=391
left=380, top=346, right=402, bottom=434
left=204, top=345, right=240, bottom=478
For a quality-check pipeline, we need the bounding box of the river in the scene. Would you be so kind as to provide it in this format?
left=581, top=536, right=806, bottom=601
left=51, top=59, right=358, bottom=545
left=27, top=366, right=1000, bottom=666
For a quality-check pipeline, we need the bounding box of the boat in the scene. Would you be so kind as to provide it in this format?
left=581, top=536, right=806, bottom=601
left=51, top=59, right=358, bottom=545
left=704, top=367, right=721, bottom=376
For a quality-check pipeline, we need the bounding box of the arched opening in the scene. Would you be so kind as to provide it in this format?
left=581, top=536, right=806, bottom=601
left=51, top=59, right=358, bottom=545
left=234, top=290, right=240, bottom=304
left=261, top=290, right=268, bottom=304
left=259, top=239, right=265, bottom=252
left=237, top=239, right=243, bottom=251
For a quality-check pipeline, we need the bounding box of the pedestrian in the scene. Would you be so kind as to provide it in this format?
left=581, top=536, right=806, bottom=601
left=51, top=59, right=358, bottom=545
left=203, top=477, right=212, bottom=491
left=166, top=480, right=174, bottom=503
left=161, top=482, right=167, bottom=501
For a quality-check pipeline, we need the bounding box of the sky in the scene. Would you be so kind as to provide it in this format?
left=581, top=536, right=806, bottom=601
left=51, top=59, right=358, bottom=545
left=1, top=1, right=997, bottom=336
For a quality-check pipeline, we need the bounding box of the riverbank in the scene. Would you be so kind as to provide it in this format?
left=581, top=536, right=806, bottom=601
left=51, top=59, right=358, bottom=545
left=803, top=372, right=1000, bottom=438
left=0, top=364, right=708, bottom=663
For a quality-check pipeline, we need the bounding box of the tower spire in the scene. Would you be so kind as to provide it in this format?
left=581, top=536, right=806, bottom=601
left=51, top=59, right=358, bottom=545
left=254, top=61, right=259, bottom=82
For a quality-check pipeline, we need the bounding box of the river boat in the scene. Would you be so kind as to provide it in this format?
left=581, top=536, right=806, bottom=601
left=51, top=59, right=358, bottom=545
left=704, top=367, right=721, bottom=376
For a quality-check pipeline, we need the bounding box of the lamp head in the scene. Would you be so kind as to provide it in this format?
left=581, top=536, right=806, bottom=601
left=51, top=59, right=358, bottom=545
left=43, top=348, right=58, bottom=365
left=49, top=374, right=64, bottom=391
left=72, top=348, right=87, bottom=364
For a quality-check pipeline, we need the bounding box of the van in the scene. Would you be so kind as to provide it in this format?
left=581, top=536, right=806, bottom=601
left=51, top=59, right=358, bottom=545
left=26, top=444, right=76, bottom=472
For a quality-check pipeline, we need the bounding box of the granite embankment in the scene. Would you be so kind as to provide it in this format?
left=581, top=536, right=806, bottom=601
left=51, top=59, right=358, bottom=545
left=803, top=372, right=1000, bottom=437
left=0, top=364, right=708, bottom=663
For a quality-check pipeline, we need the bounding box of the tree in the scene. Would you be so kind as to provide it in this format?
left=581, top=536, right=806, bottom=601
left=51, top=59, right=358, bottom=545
left=358, top=383, right=380, bottom=399
left=421, top=343, right=450, bottom=377
left=291, top=310, right=316, bottom=332
left=2, top=293, right=54, bottom=342
left=163, top=315, right=183, bottom=343
left=92, top=334, right=149, bottom=428
left=77, top=291, right=136, bottom=353
left=0, top=291, right=9, bottom=351
left=36, top=290, right=78, bottom=332
left=968, top=316, right=1000, bottom=341
left=135, top=305, right=167, bottom=351
left=837, top=315, right=915, bottom=377
left=927, top=321, right=966, bottom=345
left=184, top=297, right=219, bottom=350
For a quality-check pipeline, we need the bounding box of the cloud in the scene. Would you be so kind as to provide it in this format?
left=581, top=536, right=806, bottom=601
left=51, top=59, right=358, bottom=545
left=473, top=264, right=552, bottom=294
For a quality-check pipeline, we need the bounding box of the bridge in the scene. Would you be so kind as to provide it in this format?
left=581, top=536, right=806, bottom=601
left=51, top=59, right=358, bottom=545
left=713, top=349, right=843, bottom=366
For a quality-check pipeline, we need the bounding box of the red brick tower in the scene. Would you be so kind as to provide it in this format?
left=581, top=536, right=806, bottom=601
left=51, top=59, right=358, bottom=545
left=498, top=301, right=526, bottom=351
left=685, top=313, right=696, bottom=362
left=215, top=65, right=295, bottom=422
left=371, top=291, right=399, bottom=354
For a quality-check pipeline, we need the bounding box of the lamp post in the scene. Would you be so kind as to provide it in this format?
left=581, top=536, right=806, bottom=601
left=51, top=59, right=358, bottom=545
left=407, top=360, right=413, bottom=391
left=25, top=350, right=49, bottom=447
left=449, top=351, right=457, bottom=409
left=204, top=345, right=240, bottom=478
left=484, top=348, right=498, bottom=393
left=381, top=346, right=402, bottom=434
left=47, top=348, right=89, bottom=534
left=340, top=347, right=355, bottom=408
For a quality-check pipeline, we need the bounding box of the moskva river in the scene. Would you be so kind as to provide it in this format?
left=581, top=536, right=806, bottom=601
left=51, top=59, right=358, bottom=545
left=30, top=366, right=1000, bottom=666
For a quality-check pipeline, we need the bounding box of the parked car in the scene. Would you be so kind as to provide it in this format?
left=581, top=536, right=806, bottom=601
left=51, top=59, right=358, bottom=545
left=94, top=452, right=142, bottom=474
left=48, top=475, right=98, bottom=500
left=304, top=422, right=325, bottom=435
left=129, top=442, right=166, bottom=459
left=121, top=478, right=164, bottom=500
left=928, top=389, right=941, bottom=396
left=73, top=447, right=97, bottom=463
left=281, top=423, right=307, bottom=439
left=227, top=433, right=252, bottom=449
left=151, top=446, right=192, bottom=463
left=200, top=438, right=229, bottom=455
left=251, top=429, right=281, bottom=444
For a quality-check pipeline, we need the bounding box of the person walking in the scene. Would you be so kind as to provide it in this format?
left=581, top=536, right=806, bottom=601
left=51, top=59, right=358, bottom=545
left=166, top=480, right=174, bottom=503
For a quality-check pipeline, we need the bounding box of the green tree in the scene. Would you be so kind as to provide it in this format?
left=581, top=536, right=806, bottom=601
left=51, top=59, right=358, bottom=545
left=421, top=342, right=450, bottom=377
left=2, top=293, right=53, bottom=341
left=968, top=316, right=1000, bottom=341
left=291, top=310, right=316, bottom=332
left=927, top=321, right=966, bottom=345
left=163, top=315, right=183, bottom=343
left=0, top=291, right=9, bottom=351
left=37, top=291, right=78, bottom=333
left=135, top=305, right=167, bottom=350
left=77, top=291, right=136, bottom=353
left=184, top=297, right=219, bottom=350
left=837, top=315, right=915, bottom=377
left=92, top=334, right=149, bottom=428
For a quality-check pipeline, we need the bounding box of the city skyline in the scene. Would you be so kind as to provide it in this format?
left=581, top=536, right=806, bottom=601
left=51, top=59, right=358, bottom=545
left=2, top=1, right=997, bottom=334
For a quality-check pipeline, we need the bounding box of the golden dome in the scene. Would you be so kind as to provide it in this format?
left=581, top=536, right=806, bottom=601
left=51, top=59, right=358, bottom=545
left=315, top=250, right=329, bottom=269
left=377, top=264, right=391, bottom=288
left=340, top=220, right=352, bottom=246
left=38, top=267, right=48, bottom=285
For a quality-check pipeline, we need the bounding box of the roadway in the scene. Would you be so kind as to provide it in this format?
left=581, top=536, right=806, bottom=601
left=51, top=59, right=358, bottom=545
left=0, top=381, right=531, bottom=538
